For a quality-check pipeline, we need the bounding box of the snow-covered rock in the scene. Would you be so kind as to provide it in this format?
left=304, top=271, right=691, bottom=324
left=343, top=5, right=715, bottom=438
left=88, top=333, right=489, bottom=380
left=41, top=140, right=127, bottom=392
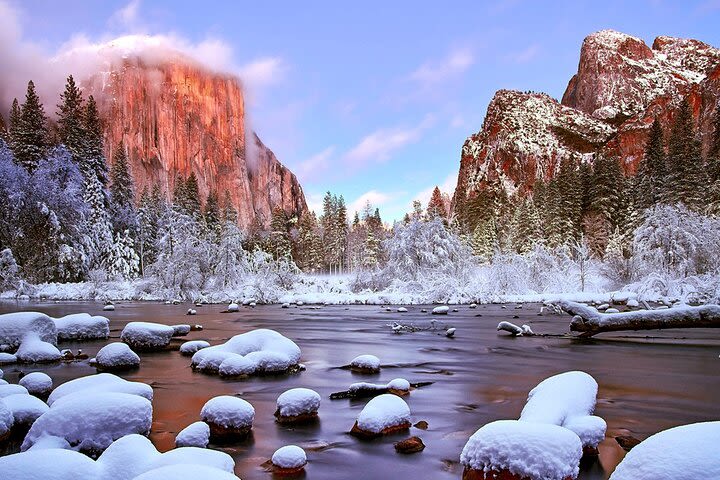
left=445, top=327, right=456, bottom=337
left=19, top=372, right=53, bottom=397
left=626, top=298, right=640, bottom=308
left=133, top=464, right=240, bottom=480
left=0, top=312, right=57, bottom=349
left=2, top=393, right=48, bottom=425
left=386, top=378, right=411, bottom=395
left=200, top=395, right=255, bottom=441
left=349, top=354, right=381, bottom=373
left=432, top=305, right=449, bottom=315
left=226, top=302, right=239, bottom=312
left=497, top=321, right=524, bottom=336
left=275, top=388, right=321, bottom=424
left=22, top=392, right=153, bottom=454
left=281, top=302, right=290, bottom=308
left=192, top=329, right=301, bottom=376
left=0, top=448, right=98, bottom=479
left=47, top=373, right=153, bottom=406
left=186, top=309, right=197, bottom=316
left=103, top=303, right=116, bottom=311
left=16, top=333, right=62, bottom=363
left=0, top=384, right=29, bottom=398
left=351, top=394, right=411, bottom=438
left=605, top=307, right=620, bottom=313
left=520, top=371, right=606, bottom=450
left=271, top=445, right=307, bottom=473
left=95, top=342, right=141, bottom=371
left=0, top=352, right=16, bottom=364
left=171, top=324, right=191, bottom=337
left=460, top=420, right=583, bottom=480
left=54, top=313, right=110, bottom=341
left=120, top=322, right=175, bottom=351
left=176, top=421, right=210, bottom=448
left=609, top=421, right=720, bottom=479
left=179, top=340, right=210, bottom=356
left=397, top=307, right=408, bottom=313
left=0, top=398, right=14, bottom=439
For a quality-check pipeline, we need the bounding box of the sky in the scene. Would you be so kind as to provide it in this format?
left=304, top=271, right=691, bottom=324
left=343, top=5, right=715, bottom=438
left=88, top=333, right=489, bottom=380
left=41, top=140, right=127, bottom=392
left=2, top=0, right=720, bottom=221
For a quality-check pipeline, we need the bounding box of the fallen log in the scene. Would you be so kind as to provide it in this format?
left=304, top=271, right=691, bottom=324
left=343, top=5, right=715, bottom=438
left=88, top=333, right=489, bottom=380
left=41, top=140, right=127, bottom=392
left=559, top=301, right=720, bottom=337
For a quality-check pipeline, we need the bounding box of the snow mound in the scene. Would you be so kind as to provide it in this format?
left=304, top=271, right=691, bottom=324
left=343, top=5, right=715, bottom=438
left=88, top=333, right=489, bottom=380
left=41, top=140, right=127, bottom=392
left=520, top=371, right=606, bottom=448
left=276, top=388, right=321, bottom=418
left=0, top=312, right=57, bottom=349
left=0, top=398, right=13, bottom=437
left=96, top=342, right=141, bottom=370
left=120, top=322, right=175, bottom=351
left=460, top=420, right=582, bottom=480
left=47, top=373, right=153, bottom=406
left=176, top=421, right=210, bottom=448
left=271, top=445, right=307, bottom=470
left=227, top=302, right=239, bottom=312
left=19, top=371, right=53, bottom=396
left=0, top=384, right=29, bottom=397
left=133, top=464, right=240, bottom=480
left=397, top=307, right=408, bottom=312
left=3, top=393, right=49, bottom=425
left=0, top=447, right=98, bottom=480
left=609, top=421, right=720, bottom=479
left=354, top=394, right=411, bottom=435
left=171, top=324, right=191, bottom=337
left=200, top=396, right=254, bottom=430
left=0, top=352, right=17, bottom=364
left=180, top=340, right=210, bottom=355
left=16, top=332, right=62, bottom=363
left=103, top=304, right=115, bottom=311
left=432, top=305, right=449, bottom=315
left=22, top=392, right=153, bottom=454
left=350, top=354, right=380, bottom=372
left=192, top=329, right=301, bottom=376
left=386, top=378, right=411, bottom=393
left=54, top=313, right=110, bottom=341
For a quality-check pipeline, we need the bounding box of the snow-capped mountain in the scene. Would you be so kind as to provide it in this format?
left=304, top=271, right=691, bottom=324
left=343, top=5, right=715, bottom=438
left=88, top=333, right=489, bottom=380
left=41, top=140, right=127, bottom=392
left=454, top=30, right=720, bottom=212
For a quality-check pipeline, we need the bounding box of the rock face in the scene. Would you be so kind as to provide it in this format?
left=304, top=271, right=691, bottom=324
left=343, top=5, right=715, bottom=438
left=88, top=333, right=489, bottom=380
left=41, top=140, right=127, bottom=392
left=83, top=49, right=306, bottom=228
left=454, top=30, right=720, bottom=210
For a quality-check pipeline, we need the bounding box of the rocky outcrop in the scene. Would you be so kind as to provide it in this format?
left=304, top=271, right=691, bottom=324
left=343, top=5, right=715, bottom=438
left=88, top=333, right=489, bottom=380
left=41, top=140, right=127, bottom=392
left=82, top=42, right=306, bottom=227
left=454, top=30, right=720, bottom=210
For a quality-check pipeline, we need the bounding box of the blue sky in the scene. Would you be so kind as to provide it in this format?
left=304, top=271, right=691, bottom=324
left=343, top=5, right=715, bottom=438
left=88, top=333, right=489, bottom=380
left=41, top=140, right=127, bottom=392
left=3, top=0, right=720, bottom=220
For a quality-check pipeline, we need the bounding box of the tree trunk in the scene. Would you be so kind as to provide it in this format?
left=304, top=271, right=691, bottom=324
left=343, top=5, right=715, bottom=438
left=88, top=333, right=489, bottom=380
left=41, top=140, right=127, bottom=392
left=559, top=301, right=720, bottom=337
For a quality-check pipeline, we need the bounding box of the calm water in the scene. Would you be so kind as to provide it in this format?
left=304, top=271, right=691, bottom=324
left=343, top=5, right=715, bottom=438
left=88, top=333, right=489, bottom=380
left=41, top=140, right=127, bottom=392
left=1, top=300, right=718, bottom=479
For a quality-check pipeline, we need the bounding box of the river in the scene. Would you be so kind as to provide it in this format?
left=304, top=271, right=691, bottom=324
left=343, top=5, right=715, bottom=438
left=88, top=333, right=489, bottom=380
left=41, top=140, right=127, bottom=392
left=1, top=300, right=718, bottom=479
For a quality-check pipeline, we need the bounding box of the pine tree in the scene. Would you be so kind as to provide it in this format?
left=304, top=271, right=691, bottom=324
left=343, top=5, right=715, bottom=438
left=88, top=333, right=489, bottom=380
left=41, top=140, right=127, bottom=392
left=204, top=190, right=221, bottom=235
left=109, top=143, right=137, bottom=233
left=108, top=230, right=140, bottom=280
left=8, top=99, right=20, bottom=148
left=706, top=106, right=720, bottom=214
left=13, top=81, right=48, bottom=171
left=336, top=195, right=348, bottom=272
left=184, top=172, right=201, bottom=217
left=83, top=174, right=115, bottom=272
left=427, top=186, right=447, bottom=220
left=636, top=118, right=666, bottom=210
left=269, top=206, right=291, bottom=260
left=0, top=111, right=6, bottom=142
left=666, top=98, right=706, bottom=208
left=57, top=75, right=86, bottom=163
left=221, top=190, right=237, bottom=224
left=81, top=95, right=108, bottom=185
left=471, top=217, right=497, bottom=261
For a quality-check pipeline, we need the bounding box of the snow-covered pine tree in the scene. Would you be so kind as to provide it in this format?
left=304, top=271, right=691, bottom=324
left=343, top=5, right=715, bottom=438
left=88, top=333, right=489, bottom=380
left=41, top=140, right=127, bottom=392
left=221, top=190, right=238, bottom=224
left=427, top=186, right=447, bottom=220
left=203, top=190, right=221, bottom=238
left=706, top=106, right=720, bottom=215
left=470, top=217, right=497, bottom=262
left=13, top=81, right=48, bottom=172
left=8, top=99, right=20, bottom=150
left=636, top=118, right=666, bottom=211
left=83, top=173, right=115, bottom=274
left=665, top=98, right=706, bottom=209
left=269, top=206, right=292, bottom=260
left=107, top=229, right=140, bottom=280
left=184, top=172, right=202, bottom=218
left=335, top=195, right=348, bottom=272
left=0, top=111, right=7, bottom=143
left=81, top=95, right=108, bottom=186
left=109, top=143, right=138, bottom=233
left=57, top=75, right=86, bottom=163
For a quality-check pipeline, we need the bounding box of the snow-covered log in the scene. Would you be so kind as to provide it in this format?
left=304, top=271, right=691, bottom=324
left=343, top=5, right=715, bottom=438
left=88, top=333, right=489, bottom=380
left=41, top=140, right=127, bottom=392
left=560, top=301, right=720, bottom=337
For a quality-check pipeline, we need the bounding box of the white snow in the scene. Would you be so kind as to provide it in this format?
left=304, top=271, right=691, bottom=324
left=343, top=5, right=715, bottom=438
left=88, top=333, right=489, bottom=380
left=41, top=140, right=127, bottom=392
left=133, top=464, right=240, bottom=480
left=120, top=322, right=175, bottom=350
left=460, top=420, right=583, bottom=480
left=609, top=421, right=720, bottom=479
left=176, top=421, right=210, bottom=448
left=386, top=378, right=411, bottom=392
left=355, top=394, right=410, bottom=434
left=171, top=324, right=191, bottom=337
left=0, top=352, right=17, bottom=364
left=2, top=393, right=49, bottom=425
left=192, top=329, right=301, bottom=376
left=95, top=342, right=140, bottom=370
left=22, top=392, right=153, bottom=453
left=54, top=313, right=110, bottom=341
left=276, top=388, right=321, bottom=418
left=397, top=307, right=408, bottom=312
left=19, top=372, right=53, bottom=396
left=350, top=354, right=380, bottom=371
left=0, top=398, right=13, bottom=436
left=0, top=312, right=57, bottom=349
left=519, top=371, right=606, bottom=448
left=432, top=305, right=449, bottom=315
left=0, top=384, right=29, bottom=397
left=15, top=333, right=62, bottom=363
left=0, top=448, right=98, bottom=480
left=47, top=373, right=153, bottom=406
left=179, top=340, right=210, bottom=355
left=497, top=321, right=524, bottom=336
left=200, top=396, right=254, bottom=430
left=227, top=302, right=239, bottom=312
left=103, top=304, right=115, bottom=311
left=271, top=445, right=307, bottom=470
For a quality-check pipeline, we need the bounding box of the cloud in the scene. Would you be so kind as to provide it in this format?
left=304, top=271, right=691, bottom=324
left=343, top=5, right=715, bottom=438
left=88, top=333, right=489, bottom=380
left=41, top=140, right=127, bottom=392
left=109, top=0, right=142, bottom=30
left=409, top=48, right=474, bottom=87
left=239, top=57, right=287, bottom=93
left=505, top=44, right=541, bottom=64
left=349, top=190, right=404, bottom=217
left=344, top=114, right=434, bottom=168
left=295, top=146, right=335, bottom=183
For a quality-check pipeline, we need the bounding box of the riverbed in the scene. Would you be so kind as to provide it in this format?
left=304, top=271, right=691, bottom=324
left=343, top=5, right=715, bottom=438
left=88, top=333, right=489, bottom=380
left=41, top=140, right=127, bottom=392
left=1, top=300, right=718, bottom=479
